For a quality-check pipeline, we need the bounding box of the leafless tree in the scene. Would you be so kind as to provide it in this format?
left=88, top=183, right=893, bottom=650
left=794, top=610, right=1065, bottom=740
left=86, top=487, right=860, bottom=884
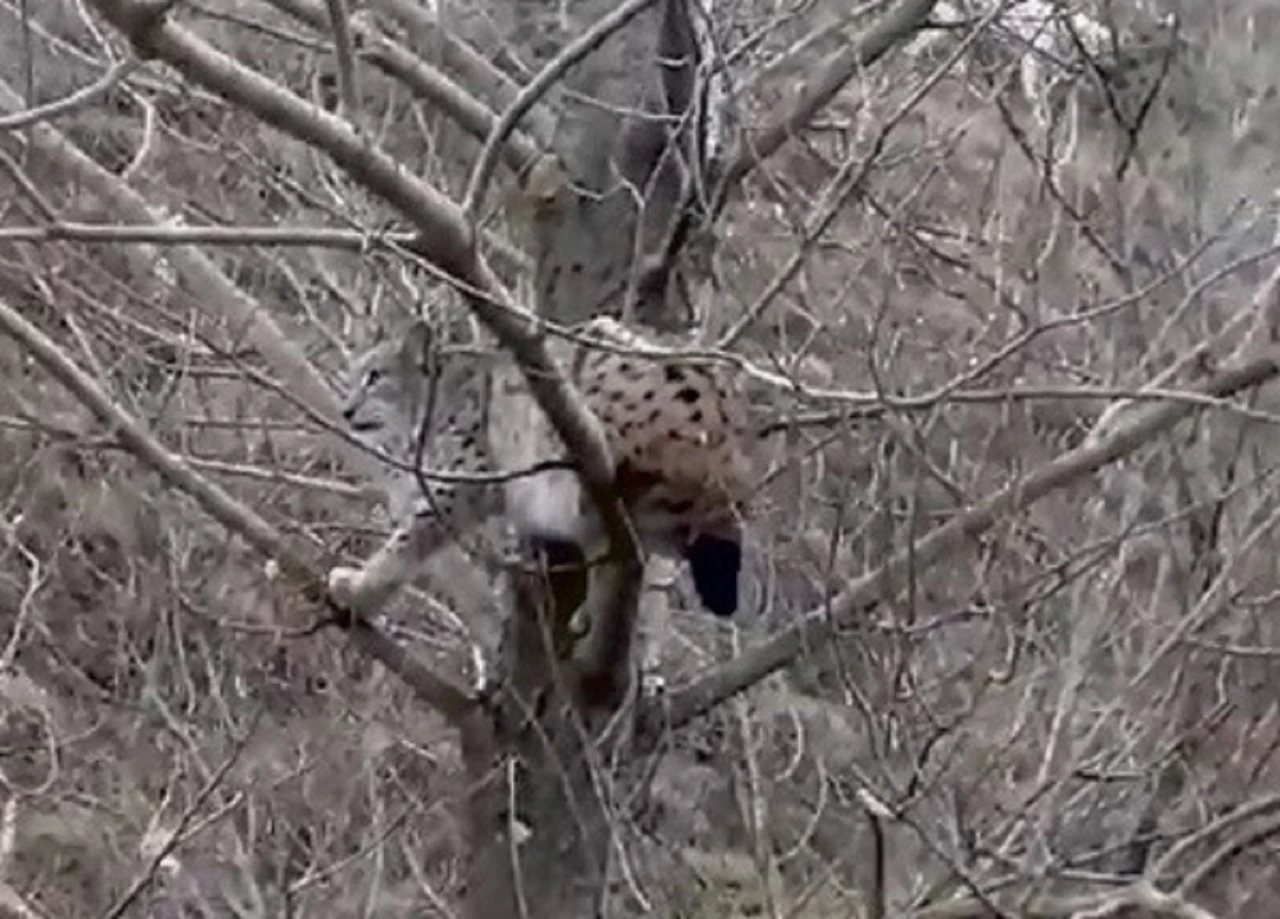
left=5, top=0, right=1280, bottom=916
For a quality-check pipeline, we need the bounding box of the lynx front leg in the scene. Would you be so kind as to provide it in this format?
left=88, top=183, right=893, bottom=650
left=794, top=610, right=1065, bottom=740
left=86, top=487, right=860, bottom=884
left=328, top=484, right=500, bottom=613
left=327, top=522, right=422, bottom=614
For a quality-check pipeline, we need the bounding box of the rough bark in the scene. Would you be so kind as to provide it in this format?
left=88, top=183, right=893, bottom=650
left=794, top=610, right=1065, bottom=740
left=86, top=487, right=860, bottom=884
left=460, top=564, right=631, bottom=919
left=458, top=2, right=943, bottom=914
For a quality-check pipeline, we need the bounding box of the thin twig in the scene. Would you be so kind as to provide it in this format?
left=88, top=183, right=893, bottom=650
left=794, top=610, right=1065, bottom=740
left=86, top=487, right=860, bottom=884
left=322, top=0, right=360, bottom=123
left=711, top=0, right=938, bottom=217
left=98, top=709, right=263, bottom=919
left=717, top=0, right=994, bottom=349
left=0, top=296, right=479, bottom=722
left=461, top=0, right=660, bottom=219
left=0, top=57, right=139, bottom=129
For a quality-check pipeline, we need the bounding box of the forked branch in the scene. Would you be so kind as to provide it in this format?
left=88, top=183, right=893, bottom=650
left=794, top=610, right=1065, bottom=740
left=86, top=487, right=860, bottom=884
left=461, top=0, right=661, bottom=218
left=711, top=0, right=938, bottom=214
left=263, top=0, right=543, bottom=173
left=913, top=879, right=1220, bottom=919
left=87, top=0, right=634, bottom=565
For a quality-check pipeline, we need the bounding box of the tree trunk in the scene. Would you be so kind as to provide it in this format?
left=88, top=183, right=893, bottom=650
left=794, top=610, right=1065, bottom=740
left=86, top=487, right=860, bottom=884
left=461, top=557, right=646, bottom=918
left=458, top=2, right=709, bottom=915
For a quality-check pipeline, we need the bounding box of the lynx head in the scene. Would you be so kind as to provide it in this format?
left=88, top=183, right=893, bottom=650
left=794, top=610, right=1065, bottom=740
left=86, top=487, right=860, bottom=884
left=341, top=320, right=486, bottom=456
left=342, top=321, right=430, bottom=436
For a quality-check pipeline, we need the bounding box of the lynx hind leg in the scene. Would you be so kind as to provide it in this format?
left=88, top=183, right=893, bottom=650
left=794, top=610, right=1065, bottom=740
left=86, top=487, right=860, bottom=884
left=505, top=467, right=590, bottom=546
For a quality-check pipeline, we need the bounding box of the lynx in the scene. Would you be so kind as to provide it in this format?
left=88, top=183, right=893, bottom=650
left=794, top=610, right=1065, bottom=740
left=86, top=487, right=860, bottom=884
left=326, top=315, right=753, bottom=620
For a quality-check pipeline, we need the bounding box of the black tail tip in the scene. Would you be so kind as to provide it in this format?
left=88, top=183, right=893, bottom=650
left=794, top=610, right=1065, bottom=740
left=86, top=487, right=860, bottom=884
left=684, top=533, right=742, bottom=618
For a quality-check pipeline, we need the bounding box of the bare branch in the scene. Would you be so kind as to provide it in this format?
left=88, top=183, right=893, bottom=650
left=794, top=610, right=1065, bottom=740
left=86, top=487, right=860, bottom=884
left=0, top=295, right=479, bottom=723
left=1176, top=813, right=1280, bottom=901
left=1151, top=792, right=1280, bottom=883
left=99, top=710, right=261, bottom=919
left=265, top=0, right=543, bottom=173
left=650, top=348, right=1280, bottom=731
left=0, top=146, right=58, bottom=220
left=91, top=0, right=611, bottom=471
left=858, top=789, right=889, bottom=919
left=461, top=0, right=661, bottom=219
left=0, top=221, right=407, bottom=247
left=0, top=220, right=529, bottom=274
left=321, top=0, right=360, bottom=122
left=370, top=0, right=557, bottom=146
left=89, top=0, right=645, bottom=651
left=914, top=880, right=1222, bottom=919
left=0, top=74, right=369, bottom=471
left=0, top=57, right=139, bottom=129
left=717, top=0, right=983, bottom=348
left=712, top=0, right=938, bottom=212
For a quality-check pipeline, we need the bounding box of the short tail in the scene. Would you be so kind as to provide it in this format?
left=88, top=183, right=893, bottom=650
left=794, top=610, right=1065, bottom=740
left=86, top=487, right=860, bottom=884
left=683, top=533, right=742, bottom=618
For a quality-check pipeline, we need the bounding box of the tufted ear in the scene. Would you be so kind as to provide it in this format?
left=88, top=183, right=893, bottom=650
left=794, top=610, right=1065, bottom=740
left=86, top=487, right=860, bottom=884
left=349, top=316, right=388, bottom=355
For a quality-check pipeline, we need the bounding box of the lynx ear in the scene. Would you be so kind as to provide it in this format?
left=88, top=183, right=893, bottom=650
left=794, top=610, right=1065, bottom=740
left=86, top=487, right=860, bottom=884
left=348, top=316, right=389, bottom=354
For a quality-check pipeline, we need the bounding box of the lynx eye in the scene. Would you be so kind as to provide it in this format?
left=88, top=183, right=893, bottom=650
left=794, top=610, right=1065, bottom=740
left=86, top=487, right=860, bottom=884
left=363, top=368, right=383, bottom=387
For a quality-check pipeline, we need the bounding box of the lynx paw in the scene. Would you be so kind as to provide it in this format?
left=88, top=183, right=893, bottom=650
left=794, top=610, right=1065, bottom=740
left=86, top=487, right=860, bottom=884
left=326, top=565, right=367, bottom=608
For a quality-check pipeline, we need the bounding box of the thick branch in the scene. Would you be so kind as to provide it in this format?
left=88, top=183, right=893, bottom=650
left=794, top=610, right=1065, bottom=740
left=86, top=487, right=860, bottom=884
left=461, top=0, right=660, bottom=217
left=0, top=221, right=529, bottom=274
left=713, top=0, right=937, bottom=212
left=86, top=0, right=647, bottom=684
left=648, top=348, right=1280, bottom=732
left=264, top=0, right=542, bottom=173
left=89, top=0, right=626, bottom=529
left=0, top=296, right=478, bottom=723
left=0, top=76, right=367, bottom=471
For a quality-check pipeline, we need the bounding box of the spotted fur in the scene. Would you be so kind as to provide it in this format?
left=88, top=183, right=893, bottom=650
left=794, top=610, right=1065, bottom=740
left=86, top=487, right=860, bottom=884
left=327, top=316, right=752, bottom=618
